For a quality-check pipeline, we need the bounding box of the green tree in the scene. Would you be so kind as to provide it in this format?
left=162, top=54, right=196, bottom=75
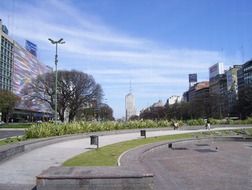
left=98, top=103, right=114, bottom=121
left=238, top=85, right=252, bottom=119
left=0, top=90, right=20, bottom=123
left=22, top=70, right=103, bottom=122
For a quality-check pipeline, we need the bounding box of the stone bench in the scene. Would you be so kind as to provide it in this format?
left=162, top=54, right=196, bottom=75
left=36, top=166, right=154, bottom=190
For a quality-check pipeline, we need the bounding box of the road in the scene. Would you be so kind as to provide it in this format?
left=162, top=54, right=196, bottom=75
left=0, top=128, right=25, bottom=139
left=0, top=126, right=251, bottom=190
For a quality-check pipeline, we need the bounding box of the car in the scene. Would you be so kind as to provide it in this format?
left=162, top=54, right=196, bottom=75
left=36, top=120, right=42, bottom=124
left=0, top=121, right=5, bottom=125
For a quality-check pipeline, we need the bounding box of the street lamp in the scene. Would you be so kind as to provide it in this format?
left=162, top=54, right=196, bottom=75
left=48, top=38, right=65, bottom=123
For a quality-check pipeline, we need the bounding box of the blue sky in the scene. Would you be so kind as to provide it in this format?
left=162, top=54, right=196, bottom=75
left=1, top=0, right=252, bottom=118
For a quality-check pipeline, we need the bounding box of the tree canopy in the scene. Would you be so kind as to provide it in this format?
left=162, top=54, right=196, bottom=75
left=0, top=90, right=20, bottom=123
left=22, top=70, right=104, bottom=122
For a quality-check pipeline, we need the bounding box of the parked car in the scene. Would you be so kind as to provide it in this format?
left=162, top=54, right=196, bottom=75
left=0, top=121, right=5, bottom=126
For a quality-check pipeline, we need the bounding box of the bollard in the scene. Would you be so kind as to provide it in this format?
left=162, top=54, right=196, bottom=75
left=90, top=135, right=99, bottom=149
left=140, top=130, right=146, bottom=138
left=168, top=143, right=173, bottom=149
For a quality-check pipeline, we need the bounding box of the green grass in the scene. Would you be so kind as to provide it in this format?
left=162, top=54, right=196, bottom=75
left=0, top=123, right=33, bottom=128
left=64, top=129, right=248, bottom=167
left=64, top=133, right=193, bottom=166
left=0, top=136, right=24, bottom=146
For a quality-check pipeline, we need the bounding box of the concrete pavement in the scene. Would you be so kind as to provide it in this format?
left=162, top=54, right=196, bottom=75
left=0, top=126, right=251, bottom=190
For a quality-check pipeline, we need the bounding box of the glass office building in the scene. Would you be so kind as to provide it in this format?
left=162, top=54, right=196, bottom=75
left=1, top=19, right=53, bottom=122
left=0, top=19, right=14, bottom=91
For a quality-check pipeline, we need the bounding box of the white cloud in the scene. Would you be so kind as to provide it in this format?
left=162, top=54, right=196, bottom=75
left=0, top=0, right=237, bottom=118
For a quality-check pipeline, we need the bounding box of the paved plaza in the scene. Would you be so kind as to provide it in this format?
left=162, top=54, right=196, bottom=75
left=0, top=126, right=251, bottom=189
left=121, top=138, right=252, bottom=190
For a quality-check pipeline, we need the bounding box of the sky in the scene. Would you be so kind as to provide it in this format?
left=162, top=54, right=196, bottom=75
left=1, top=0, right=252, bottom=118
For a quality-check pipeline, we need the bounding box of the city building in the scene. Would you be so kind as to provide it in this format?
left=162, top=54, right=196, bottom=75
left=243, top=60, right=252, bottom=86
left=167, top=95, right=181, bottom=105
left=125, top=93, right=137, bottom=120
left=151, top=100, right=164, bottom=108
left=12, top=41, right=53, bottom=122
left=237, top=60, right=252, bottom=118
left=237, top=60, right=252, bottom=101
left=0, top=19, right=14, bottom=91
left=209, top=63, right=227, bottom=118
left=182, top=91, right=189, bottom=102
left=0, top=19, right=53, bottom=122
left=226, top=65, right=242, bottom=115
left=188, top=81, right=209, bottom=102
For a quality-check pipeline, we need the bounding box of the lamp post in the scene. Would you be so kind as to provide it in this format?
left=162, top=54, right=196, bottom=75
left=48, top=38, right=65, bottom=123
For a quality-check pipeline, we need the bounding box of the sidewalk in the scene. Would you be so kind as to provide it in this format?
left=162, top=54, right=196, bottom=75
left=0, top=126, right=251, bottom=190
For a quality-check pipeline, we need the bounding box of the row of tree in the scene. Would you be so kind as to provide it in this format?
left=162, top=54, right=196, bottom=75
left=0, top=70, right=114, bottom=123
left=139, top=86, right=252, bottom=120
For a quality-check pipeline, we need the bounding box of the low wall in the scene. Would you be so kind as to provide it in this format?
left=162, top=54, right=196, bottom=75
left=36, top=166, right=154, bottom=190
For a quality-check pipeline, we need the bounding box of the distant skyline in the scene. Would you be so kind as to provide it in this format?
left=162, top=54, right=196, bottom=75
left=1, top=0, right=251, bottom=118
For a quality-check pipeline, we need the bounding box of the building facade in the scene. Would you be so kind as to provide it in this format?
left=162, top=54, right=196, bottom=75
left=125, top=93, right=137, bottom=120
left=226, top=65, right=242, bottom=115
left=167, top=95, right=181, bottom=105
left=12, top=41, right=53, bottom=121
left=188, top=81, right=209, bottom=102
left=0, top=19, right=14, bottom=91
left=0, top=19, right=53, bottom=122
left=243, top=60, right=252, bottom=86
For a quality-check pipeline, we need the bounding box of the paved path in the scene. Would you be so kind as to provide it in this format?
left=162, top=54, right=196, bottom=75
left=140, top=139, right=252, bottom=190
left=0, top=126, right=251, bottom=190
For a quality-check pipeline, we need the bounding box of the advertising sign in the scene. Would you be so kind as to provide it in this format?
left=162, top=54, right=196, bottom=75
left=25, top=40, right=37, bottom=57
left=209, top=62, right=224, bottom=79
left=189, top=73, right=197, bottom=83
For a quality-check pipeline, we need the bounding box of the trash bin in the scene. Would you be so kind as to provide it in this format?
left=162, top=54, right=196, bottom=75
left=140, top=130, right=146, bottom=138
left=90, top=135, right=99, bottom=148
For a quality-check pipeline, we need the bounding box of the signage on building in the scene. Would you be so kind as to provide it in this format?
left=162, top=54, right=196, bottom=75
left=226, top=70, right=233, bottom=91
left=209, top=62, right=224, bottom=79
left=2, top=25, right=8, bottom=35
left=189, top=73, right=197, bottom=83
left=25, top=40, right=37, bottom=57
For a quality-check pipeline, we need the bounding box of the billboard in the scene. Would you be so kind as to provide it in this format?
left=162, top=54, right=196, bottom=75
left=209, top=62, right=224, bottom=79
left=189, top=73, right=197, bottom=83
left=25, top=40, right=37, bottom=57
left=13, top=42, right=53, bottom=113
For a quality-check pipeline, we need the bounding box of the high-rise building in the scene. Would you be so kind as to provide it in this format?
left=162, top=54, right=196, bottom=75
left=0, top=19, right=14, bottom=91
left=125, top=93, right=137, bottom=120
left=13, top=41, right=53, bottom=118
left=237, top=60, right=252, bottom=118
left=0, top=19, right=53, bottom=122
left=243, top=60, right=252, bottom=86
left=226, top=65, right=242, bottom=115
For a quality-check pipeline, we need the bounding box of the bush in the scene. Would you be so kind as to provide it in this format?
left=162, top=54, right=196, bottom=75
left=24, top=118, right=252, bottom=139
left=186, top=119, right=205, bottom=126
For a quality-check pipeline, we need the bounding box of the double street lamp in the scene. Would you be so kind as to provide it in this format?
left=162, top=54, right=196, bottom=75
left=48, top=38, right=65, bottom=123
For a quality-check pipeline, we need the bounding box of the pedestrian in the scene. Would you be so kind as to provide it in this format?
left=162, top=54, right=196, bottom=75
left=173, top=120, right=179, bottom=130
left=206, top=118, right=211, bottom=130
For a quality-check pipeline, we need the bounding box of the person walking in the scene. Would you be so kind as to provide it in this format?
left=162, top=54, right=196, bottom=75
left=206, top=118, right=211, bottom=130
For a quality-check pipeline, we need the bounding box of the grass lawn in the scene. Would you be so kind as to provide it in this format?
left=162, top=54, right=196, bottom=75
left=63, top=129, right=250, bottom=167
left=0, top=137, right=23, bottom=146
